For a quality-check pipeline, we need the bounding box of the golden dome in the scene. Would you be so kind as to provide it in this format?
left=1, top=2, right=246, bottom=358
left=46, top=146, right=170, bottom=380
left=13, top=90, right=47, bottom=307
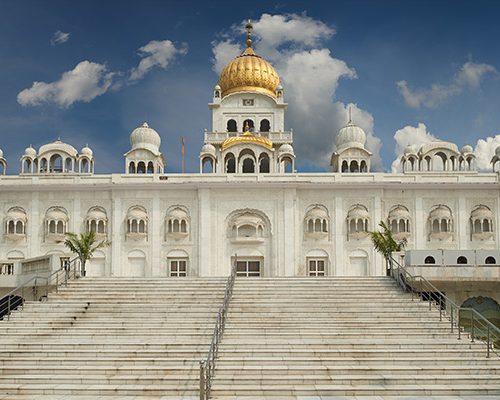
left=221, top=133, right=273, bottom=151
left=218, top=21, right=280, bottom=98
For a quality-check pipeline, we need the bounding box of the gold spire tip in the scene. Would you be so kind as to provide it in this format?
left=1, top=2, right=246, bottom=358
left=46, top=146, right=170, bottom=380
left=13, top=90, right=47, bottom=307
left=245, top=19, right=253, bottom=48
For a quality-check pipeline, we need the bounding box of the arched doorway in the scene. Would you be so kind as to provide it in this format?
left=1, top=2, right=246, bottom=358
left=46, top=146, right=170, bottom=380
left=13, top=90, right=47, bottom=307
left=348, top=249, right=368, bottom=276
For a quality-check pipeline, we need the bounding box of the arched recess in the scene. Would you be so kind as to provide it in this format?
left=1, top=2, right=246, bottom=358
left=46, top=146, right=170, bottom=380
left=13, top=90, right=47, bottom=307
left=259, top=119, right=270, bottom=132
left=225, top=153, right=236, bottom=173
left=6, top=250, right=25, bottom=260
left=348, top=249, right=368, bottom=276
left=259, top=153, right=270, bottom=173
left=459, top=297, right=500, bottom=336
left=126, top=249, right=146, bottom=277
left=167, top=249, right=189, bottom=277
left=227, top=119, right=237, bottom=132
left=306, top=249, right=329, bottom=276
left=202, top=157, right=215, bottom=173
left=86, top=250, right=106, bottom=277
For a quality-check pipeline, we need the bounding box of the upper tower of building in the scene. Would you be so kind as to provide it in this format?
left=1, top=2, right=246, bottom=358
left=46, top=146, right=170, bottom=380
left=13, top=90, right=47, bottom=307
left=200, top=21, right=293, bottom=175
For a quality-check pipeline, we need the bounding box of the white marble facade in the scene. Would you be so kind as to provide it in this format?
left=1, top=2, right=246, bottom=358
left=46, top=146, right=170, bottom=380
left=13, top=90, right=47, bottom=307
left=1, top=31, right=500, bottom=282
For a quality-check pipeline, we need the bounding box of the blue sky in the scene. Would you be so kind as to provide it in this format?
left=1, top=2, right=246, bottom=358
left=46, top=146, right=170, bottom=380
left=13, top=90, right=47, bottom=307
left=1, top=0, right=500, bottom=173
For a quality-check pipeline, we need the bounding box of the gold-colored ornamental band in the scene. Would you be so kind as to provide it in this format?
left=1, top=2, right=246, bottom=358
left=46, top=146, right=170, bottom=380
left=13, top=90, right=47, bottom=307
left=221, top=86, right=277, bottom=99
left=221, top=133, right=273, bottom=151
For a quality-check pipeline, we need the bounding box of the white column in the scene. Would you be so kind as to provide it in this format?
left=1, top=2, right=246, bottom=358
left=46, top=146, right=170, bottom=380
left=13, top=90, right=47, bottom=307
left=111, top=196, right=122, bottom=276
left=334, top=197, right=344, bottom=276
left=29, top=191, right=40, bottom=258
left=414, top=196, right=425, bottom=248
left=282, top=188, right=296, bottom=276
left=198, top=188, right=211, bottom=276
left=458, top=196, right=467, bottom=249
left=372, top=195, right=382, bottom=275
left=150, top=194, right=161, bottom=277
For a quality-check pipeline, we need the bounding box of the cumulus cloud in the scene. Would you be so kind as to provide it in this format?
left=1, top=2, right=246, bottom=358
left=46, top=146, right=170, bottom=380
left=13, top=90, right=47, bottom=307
left=473, top=135, right=500, bottom=171
left=17, top=61, right=114, bottom=108
left=390, top=122, right=500, bottom=172
left=391, top=123, right=436, bottom=172
left=129, top=40, right=187, bottom=82
left=211, top=40, right=241, bottom=73
left=397, top=62, right=497, bottom=108
left=50, top=30, right=70, bottom=46
left=212, top=13, right=384, bottom=170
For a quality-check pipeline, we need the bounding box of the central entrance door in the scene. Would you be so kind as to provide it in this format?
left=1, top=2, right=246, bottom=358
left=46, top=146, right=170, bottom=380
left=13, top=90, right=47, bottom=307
left=236, top=260, right=261, bottom=277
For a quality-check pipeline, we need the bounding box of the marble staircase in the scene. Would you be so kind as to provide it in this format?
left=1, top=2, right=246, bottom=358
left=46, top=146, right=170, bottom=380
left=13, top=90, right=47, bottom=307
left=210, top=277, right=500, bottom=398
left=0, top=277, right=226, bottom=398
left=0, top=276, right=499, bottom=399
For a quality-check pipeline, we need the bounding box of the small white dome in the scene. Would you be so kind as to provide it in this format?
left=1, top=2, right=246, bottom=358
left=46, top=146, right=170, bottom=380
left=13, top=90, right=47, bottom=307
left=214, top=84, right=221, bottom=90
left=471, top=205, right=493, bottom=221
left=200, top=143, right=216, bottom=156
left=130, top=122, right=161, bottom=154
left=127, top=206, right=148, bottom=220
left=388, top=205, right=410, bottom=221
left=348, top=205, right=370, bottom=220
left=46, top=207, right=69, bottom=222
left=336, top=122, right=366, bottom=150
left=24, top=146, right=36, bottom=158
left=461, top=144, right=473, bottom=154
left=81, top=145, right=93, bottom=157
left=278, top=143, right=294, bottom=156
left=277, top=84, right=283, bottom=90
left=429, top=205, right=452, bottom=220
left=39, top=139, right=78, bottom=157
left=495, top=146, right=500, bottom=157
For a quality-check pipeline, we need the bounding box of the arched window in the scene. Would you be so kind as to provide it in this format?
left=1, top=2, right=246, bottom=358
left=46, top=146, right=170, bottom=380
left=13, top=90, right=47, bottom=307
left=242, top=158, right=255, bottom=173
left=147, top=162, right=154, bottom=174
left=341, top=160, right=348, bottom=172
left=360, top=160, right=367, bottom=172
left=457, top=256, right=468, bottom=264
left=49, top=154, right=63, bottom=173
left=350, top=160, right=359, bottom=172
left=65, top=157, right=72, bottom=172
left=485, top=256, right=496, bottom=264
left=226, top=154, right=236, bottom=173
left=243, top=119, right=254, bottom=132
left=227, top=119, right=237, bottom=132
left=282, top=157, right=293, bottom=173
left=202, top=157, right=214, bottom=173
left=259, top=119, right=270, bottom=132
left=259, top=155, right=270, bottom=173
left=129, top=161, right=136, bottom=174
left=137, top=162, right=146, bottom=174
left=424, top=256, right=435, bottom=264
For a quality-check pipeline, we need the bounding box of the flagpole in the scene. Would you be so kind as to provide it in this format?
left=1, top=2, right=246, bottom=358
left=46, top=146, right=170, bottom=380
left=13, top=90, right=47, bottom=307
left=181, top=136, right=185, bottom=174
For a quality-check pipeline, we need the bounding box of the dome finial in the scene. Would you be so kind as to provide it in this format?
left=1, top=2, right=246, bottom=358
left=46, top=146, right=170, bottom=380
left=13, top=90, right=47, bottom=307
left=245, top=19, right=253, bottom=48
left=348, top=106, right=352, bottom=124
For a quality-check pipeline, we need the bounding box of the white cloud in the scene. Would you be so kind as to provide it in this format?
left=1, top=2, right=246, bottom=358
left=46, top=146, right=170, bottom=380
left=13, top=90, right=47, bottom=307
left=212, top=40, right=242, bottom=73
left=397, top=62, right=497, bottom=108
left=17, top=61, right=114, bottom=108
left=473, top=135, right=500, bottom=171
left=50, top=30, right=70, bottom=46
left=390, top=122, right=500, bottom=172
left=211, top=13, right=384, bottom=170
left=390, top=123, right=436, bottom=172
left=129, top=40, right=187, bottom=82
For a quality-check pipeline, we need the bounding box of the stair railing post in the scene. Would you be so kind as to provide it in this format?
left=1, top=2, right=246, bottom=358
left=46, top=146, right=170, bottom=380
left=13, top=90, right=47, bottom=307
left=450, top=305, right=454, bottom=333
left=199, top=361, right=205, bottom=400
left=487, top=326, right=490, bottom=358
left=470, top=309, right=475, bottom=343
left=7, top=295, right=11, bottom=320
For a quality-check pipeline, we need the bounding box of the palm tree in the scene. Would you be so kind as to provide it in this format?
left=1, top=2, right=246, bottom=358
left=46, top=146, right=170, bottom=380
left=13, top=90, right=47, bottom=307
left=63, top=231, right=110, bottom=277
left=371, top=221, right=407, bottom=273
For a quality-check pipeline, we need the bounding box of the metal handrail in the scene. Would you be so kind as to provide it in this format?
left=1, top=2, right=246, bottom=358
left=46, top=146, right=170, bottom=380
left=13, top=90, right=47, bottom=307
left=388, top=256, right=499, bottom=357
left=0, top=257, right=81, bottom=320
left=199, top=255, right=238, bottom=400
